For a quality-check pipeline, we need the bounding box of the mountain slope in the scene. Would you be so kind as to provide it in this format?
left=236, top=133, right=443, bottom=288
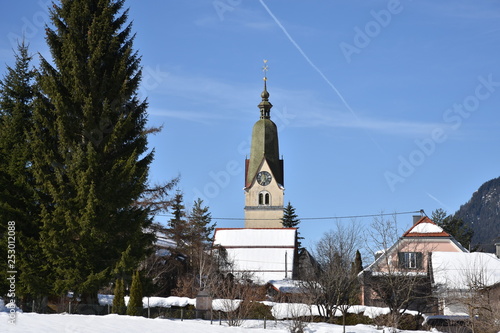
left=454, top=177, right=500, bottom=252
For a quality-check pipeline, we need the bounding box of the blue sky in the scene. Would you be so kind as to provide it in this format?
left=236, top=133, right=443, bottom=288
left=1, top=1, right=500, bottom=250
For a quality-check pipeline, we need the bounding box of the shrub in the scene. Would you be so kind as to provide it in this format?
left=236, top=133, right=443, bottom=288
left=333, top=312, right=372, bottom=326
left=372, top=313, right=423, bottom=330
left=245, top=302, right=274, bottom=319
left=112, top=279, right=126, bottom=315
left=398, top=313, right=424, bottom=330
left=127, top=271, right=143, bottom=316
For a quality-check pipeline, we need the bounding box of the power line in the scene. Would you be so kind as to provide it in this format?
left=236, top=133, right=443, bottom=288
left=156, top=210, right=424, bottom=222
left=300, top=210, right=424, bottom=221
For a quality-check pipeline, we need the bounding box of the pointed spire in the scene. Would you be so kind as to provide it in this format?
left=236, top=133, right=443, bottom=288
left=258, top=60, right=272, bottom=119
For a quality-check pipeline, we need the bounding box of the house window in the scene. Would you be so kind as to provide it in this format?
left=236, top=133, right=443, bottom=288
left=398, top=252, right=423, bottom=269
left=258, top=191, right=270, bottom=206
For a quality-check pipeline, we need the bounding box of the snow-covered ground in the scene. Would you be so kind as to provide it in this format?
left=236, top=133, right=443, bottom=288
left=1, top=312, right=439, bottom=333
left=0, top=297, right=441, bottom=333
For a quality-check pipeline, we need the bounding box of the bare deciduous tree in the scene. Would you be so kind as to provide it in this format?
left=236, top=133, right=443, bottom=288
left=140, top=223, right=188, bottom=296
left=302, top=221, right=363, bottom=332
left=363, top=215, right=434, bottom=332
left=210, top=270, right=264, bottom=327
left=442, top=256, right=500, bottom=333
left=284, top=302, right=312, bottom=333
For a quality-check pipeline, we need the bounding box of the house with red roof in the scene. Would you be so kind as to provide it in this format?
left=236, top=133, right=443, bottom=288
left=359, top=216, right=468, bottom=313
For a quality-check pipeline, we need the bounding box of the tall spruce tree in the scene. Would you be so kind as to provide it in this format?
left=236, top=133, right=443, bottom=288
left=30, top=0, right=154, bottom=302
left=282, top=201, right=303, bottom=249
left=0, top=41, right=50, bottom=306
left=186, top=198, right=216, bottom=291
left=282, top=201, right=300, bottom=228
left=188, top=198, right=216, bottom=248
left=169, top=191, right=187, bottom=247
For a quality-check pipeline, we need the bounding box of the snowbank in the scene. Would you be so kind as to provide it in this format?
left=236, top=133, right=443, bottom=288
left=271, top=303, right=417, bottom=320
left=98, top=295, right=195, bottom=308
left=271, top=303, right=316, bottom=319
left=211, top=299, right=242, bottom=312
left=97, top=294, right=419, bottom=320
left=142, top=296, right=195, bottom=308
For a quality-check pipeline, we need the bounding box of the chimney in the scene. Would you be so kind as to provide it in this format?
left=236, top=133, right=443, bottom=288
left=413, top=215, right=422, bottom=225
left=496, top=243, right=500, bottom=259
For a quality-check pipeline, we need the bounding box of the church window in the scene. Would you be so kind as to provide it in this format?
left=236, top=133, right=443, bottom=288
left=258, top=191, right=271, bottom=206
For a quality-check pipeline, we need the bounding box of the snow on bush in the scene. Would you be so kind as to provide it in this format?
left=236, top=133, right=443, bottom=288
left=98, top=295, right=195, bottom=308
left=212, top=299, right=242, bottom=312
left=97, top=294, right=420, bottom=321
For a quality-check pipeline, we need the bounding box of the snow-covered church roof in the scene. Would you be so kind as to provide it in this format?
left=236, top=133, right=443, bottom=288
left=214, top=228, right=296, bottom=247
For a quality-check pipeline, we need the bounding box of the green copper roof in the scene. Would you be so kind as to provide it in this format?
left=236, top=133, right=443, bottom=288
left=245, top=79, right=284, bottom=188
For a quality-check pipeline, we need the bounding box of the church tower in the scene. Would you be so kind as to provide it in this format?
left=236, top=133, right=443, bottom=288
left=244, top=62, right=284, bottom=228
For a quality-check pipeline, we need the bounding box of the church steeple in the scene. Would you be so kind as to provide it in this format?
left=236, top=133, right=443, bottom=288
left=259, top=78, right=272, bottom=119
left=245, top=67, right=282, bottom=189
left=259, top=60, right=272, bottom=119
left=244, top=61, right=284, bottom=229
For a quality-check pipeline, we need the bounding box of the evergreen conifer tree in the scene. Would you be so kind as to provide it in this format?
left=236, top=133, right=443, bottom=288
left=441, top=216, right=474, bottom=250
left=282, top=201, right=303, bottom=249
left=0, top=41, right=50, bottom=306
left=352, top=250, right=363, bottom=274
left=126, top=271, right=143, bottom=316
left=169, top=191, right=187, bottom=247
left=186, top=198, right=217, bottom=291
left=112, top=278, right=125, bottom=315
left=432, top=209, right=474, bottom=250
left=30, top=0, right=154, bottom=302
left=431, top=208, right=447, bottom=225
left=188, top=198, right=216, bottom=248
left=349, top=250, right=363, bottom=305
left=282, top=201, right=300, bottom=227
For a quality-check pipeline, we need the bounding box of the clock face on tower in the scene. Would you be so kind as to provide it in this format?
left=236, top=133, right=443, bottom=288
left=256, top=171, right=272, bottom=186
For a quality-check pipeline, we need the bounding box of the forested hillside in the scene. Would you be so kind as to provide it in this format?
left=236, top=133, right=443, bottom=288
left=455, top=177, right=500, bottom=252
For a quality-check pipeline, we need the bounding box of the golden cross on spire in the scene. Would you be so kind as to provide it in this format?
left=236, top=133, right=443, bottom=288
left=262, top=59, right=268, bottom=81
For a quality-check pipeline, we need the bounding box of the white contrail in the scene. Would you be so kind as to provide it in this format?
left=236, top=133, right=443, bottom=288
left=259, top=0, right=385, bottom=154
left=259, top=0, right=356, bottom=118
left=426, top=193, right=451, bottom=212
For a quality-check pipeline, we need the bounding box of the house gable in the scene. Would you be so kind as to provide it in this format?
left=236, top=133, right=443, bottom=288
left=359, top=216, right=470, bottom=310
left=403, top=216, right=450, bottom=238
